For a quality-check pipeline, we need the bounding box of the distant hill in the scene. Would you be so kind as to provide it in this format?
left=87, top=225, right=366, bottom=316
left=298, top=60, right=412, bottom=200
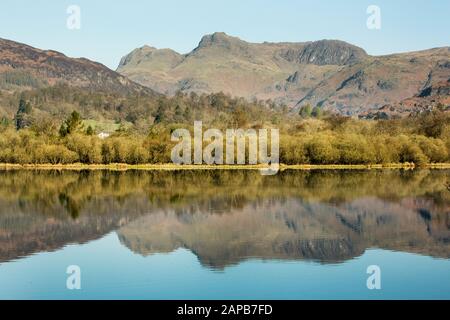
left=0, top=38, right=155, bottom=95
left=117, top=32, right=450, bottom=115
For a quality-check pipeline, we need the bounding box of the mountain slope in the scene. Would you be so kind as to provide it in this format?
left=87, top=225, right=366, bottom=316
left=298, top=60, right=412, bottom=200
left=297, top=48, right=450, bottom=115
left=0, top=38, right=155, bottom=95
left=117, top=32, right=366, bottom=98
left=361, top=78, right=450, bottom=119
left=117, top=32, right=450, bottom=115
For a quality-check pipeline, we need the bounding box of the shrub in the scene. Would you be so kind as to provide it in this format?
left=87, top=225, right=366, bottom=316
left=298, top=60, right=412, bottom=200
left=414, top=135, right=448, bottom=163
left=126, top=142, right=148, bottom=164
left=65, top=134, right=102, bottom=164
left=399, top=140, right=429, bottom=165
left=306, top=135, right=339, bottom=164
left=280, top=136, right=309, bottom=164
left=334, top=134, right=375, bottom=164
left=36, top=145, right=78, bottom=164
left=372, top=135, right=398, bottom=164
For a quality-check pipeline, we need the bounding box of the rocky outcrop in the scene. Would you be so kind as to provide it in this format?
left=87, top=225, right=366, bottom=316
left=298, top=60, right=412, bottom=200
left=295, top=40, right=367, bottom=66
left=361, top=80, right=450, bottom=119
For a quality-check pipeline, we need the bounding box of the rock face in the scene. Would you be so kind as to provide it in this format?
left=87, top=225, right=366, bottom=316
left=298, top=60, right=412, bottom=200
left=361, top=80, right=450, bottom=119
left=117, top=32, right=450, bottom=115
left=292, top=40, right=367, bottom=66
left=0, top=38, right=154, bottom=95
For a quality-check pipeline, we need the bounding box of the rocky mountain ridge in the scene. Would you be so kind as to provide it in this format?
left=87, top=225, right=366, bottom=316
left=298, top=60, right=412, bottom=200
left=118, top=32, right=450, bottom=115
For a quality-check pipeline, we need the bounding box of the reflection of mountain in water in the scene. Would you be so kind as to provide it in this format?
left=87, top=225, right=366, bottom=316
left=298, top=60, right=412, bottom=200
left=0, top=196, right=151, bottom=263
left=117, top=197, right=450, bottom=269
left=0, top=169, right=448, bottom=267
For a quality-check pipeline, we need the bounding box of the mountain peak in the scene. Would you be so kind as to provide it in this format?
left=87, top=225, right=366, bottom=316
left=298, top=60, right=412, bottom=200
left=118, top=45, right=156, bottom=68
left=196, top=32, right=245, bottom=50
left=117, top=44, right=183, bottom=72
left=117, top=33, right=449, bottom=115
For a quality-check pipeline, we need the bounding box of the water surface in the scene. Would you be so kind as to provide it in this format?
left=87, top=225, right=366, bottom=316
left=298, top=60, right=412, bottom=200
left=0, top=169, right=449, bottom=299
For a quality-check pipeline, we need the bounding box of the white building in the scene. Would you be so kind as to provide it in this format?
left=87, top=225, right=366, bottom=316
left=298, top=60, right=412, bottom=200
left=97, top=132, right=110, bottom=140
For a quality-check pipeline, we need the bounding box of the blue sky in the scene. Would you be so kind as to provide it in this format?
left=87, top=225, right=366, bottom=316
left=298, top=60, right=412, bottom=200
left=0, top=0, right=448, bottom=69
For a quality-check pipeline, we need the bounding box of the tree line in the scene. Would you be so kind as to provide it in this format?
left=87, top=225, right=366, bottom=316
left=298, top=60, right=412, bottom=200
left=0, top=85, right=448, bottom=165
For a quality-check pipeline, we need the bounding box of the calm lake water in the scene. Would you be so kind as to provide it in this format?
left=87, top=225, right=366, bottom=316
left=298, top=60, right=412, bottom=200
left=0, top=169, right=449, bottom=300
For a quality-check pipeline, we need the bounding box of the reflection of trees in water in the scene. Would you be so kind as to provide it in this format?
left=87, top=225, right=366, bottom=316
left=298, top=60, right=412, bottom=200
left=0, top=169, right=447, bottom=217
left=58, top=193, right=80, bottom=219
left=0, top=169, right=448, bottom=265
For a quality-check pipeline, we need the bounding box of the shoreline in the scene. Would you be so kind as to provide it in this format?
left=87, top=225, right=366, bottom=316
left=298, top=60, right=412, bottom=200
left=0, top=163, right=449, bottom=171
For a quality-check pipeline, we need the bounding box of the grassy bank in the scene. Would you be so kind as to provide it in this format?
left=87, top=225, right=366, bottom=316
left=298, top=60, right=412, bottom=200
left=1, top=163, right=449, bottom=171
